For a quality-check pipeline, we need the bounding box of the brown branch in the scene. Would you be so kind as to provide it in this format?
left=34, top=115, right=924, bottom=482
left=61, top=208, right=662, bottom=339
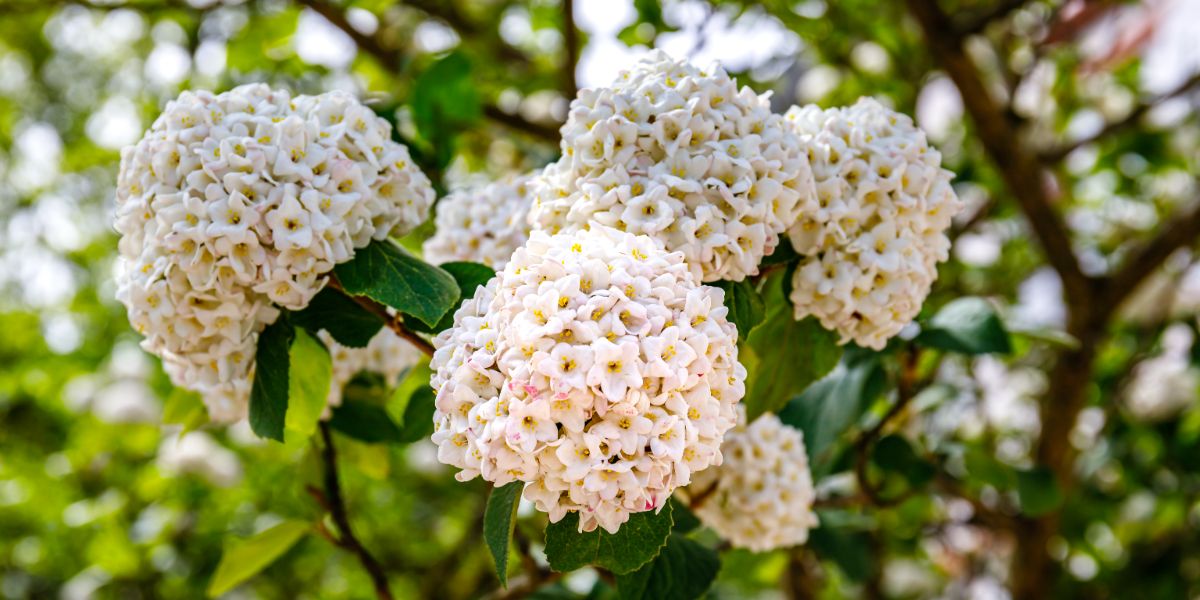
left=1103, top=194, right=1200, bottom=311
left=905, top=0, right=1093, bottom=305
left=561, top=0, right=579, bottom=98
left=953, top=0, right=1031, bottom=36
left=295, top=0, right=558, bottom=142
left=1040, top=71, right=1200, bottom=162
left=326, top=277, right=437, bottom=356
left=317, top=423, right=395, bottom=600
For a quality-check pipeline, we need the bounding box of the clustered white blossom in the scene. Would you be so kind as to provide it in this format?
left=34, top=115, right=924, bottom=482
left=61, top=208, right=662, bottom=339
left=430, top=225, right=745, bottom=533
left=528, top=50, right=812, bottom=283
left=319, top=328, right=423, bottom=411
left=784, top=98, right=962, bottom=349
left=114, top=84, right=435, bottom=422
left=680, top=409, right=818, bottom=552
left=423, top=172, right=536, bottom=269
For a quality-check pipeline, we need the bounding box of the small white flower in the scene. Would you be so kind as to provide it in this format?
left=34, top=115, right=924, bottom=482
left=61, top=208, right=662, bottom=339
left=423, top=172, right=537, bottom=269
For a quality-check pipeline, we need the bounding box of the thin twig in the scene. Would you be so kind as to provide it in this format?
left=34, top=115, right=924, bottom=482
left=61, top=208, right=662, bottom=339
left=1040, top=71, right=1200, bottom=162
left=1102, top=192, right=1200, bottom=312
left=561, top=0, right=579, bottom=98
left=326, top=278, right=437, bottom=357
left=317, top=423, right=395, bottom=600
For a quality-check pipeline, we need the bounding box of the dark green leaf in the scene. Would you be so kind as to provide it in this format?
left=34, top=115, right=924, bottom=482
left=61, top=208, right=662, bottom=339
left=249, top=316, right=295, bottom=442
left=712, top=279, right=765, bottom=338
left=285, top=328, right=333, bottom=437
left=396, top=385, right=436, bottom=444
left=484, top=481, right=524, bottom=587
left=410, top=51, right=481, bottom=169
left=615, top=533, right=719, bottom=600
left=406, top=261, right=495, bottom=334
left=963, top=447, right=1017, bottom=490
left=291, top=287, right=384, bottom=348
left=778, top=352, right=885, bottom=468
left=334, top=239, right=459, bottom=328
left=328, top=400, right=403, bottom=444
left=761, top=237, right=801, bottom=266
left=872, top=434, right=935, bottom=488
left=808, top=525, right=873, bottom=582
left=918, top=297, right=1012, bottom=355
left=668, top=498, right=700, bottom=534
left=744, top=305, right=843, bottom=421
left=544, top=502, right=673, bottom=575
left=1017, top=467, right=1063, bottom=516
left=207, top=520, right=310, bottom=597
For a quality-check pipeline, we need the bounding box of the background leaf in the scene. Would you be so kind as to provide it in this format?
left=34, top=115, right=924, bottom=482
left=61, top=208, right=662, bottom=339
left=333, top=240, right=459, bottom=328
left=615, top=533, right=719, bottom=600
left=712, top=279, right=765, bottom=338
left=328, top=400, right=403, bottom=444
left=543, top=503, right=673, bottom=575
left=249, top=317, right=295, bottom=442
left=483, top=481, right=524, bottom=587
left=207, top=520, right=310, bottom=597
left=1017, top=467, right=1063, bottom=516
left=284, top=328, right=332, bottom=438
left=778, top=350, right=885, bottom=469
left=744, top=306, right=843, bottom=421
left=918, top=297, right=1012, bottom=355
left=395, top=385, right=436, bottom=444
left=291, top=288, right=384, bottom=348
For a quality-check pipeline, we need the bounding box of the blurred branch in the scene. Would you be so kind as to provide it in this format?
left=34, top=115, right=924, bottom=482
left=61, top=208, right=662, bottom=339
left=953, top=0, right=1031, bottom=36
left=561, top=0, right=579, bottom=97
left=296, top=0, right=559, bottom=142
left=316, top=424, right=395, bottom=600
left=1039, top=71, right=1200, bottom=162
left=904, top=0, right=1092, bottom=305
left=402, top=0, right=532, bottom=67
left=1103, top=194, right=1200, bottom=311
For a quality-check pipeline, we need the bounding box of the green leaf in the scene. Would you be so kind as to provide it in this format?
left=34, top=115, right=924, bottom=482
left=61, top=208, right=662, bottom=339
left=777, top=351, right=885, bottom=467
left=1017, top=467, right=1063, bottom=516
left=291, top=287, right=384, bottom=348
left=410, top=51, right=481, bottom=169
left=761, top=237, right=801, bottom=266
left=544, top=502, right=673, bottom=575
left=406, top=261, right=495, bottom=334
left=744, top=304, right=843, bottom=421
left=668, top=498, right=700, bottom=534
left=615, top=534, right=719, bottom=600
left=207, top=520, right=310, bottom=597
left=334, top=239, right=459, bottom=328
left=396, top=385, right=436, bottom=444
left=328, top=399, right=403, bottom=444
left=712, top=279, right=765, bottom=338
left=963, top=446, right=1017, bottom=490
left=918, top=297, right=1012, bottom=355
left=249, top=316, right=295, bottom=442
left=871, top=434, right=935, bottom=488
left=284, top=328, right=333, bottom=437
left=807, top=524, right=873, bottom=582
left=484, top=481, right=524, bottom=587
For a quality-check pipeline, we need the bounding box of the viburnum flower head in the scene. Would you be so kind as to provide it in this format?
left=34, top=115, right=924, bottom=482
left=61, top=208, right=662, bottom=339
left=114, top=84, right=435, bottom=421
left=528, top=50, right=813, bottom=283
left=320, top=328, right=423, bottom=411
left=784, top=98, right=963, bottom=349
left=430, top=225, right=746, bottom=534
left=680, top=408, right=818, bottom=552
left=423, top=172, right=537, bottom=269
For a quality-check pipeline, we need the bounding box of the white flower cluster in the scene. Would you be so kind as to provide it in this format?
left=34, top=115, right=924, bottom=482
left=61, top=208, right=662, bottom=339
left=681, top=409, right=818, bottom=552
left=423, top=173, right=536, bottom=269
left=430, top=226, right=745, bottom=533
left=320, top=328, right=423, bottom=410
left=528, top=50, right=812, bottom=283
left=114, top=84, right=435, bottom=421
left=784, top=98, right=962, bottom=349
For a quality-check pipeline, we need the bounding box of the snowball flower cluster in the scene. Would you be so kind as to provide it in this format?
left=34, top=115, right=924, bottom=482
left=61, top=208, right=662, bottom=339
left=423, top=172, right=536, bottom=268
left=784, top=98, right=962, bottom=349
left=430, top=226, right=745, bottom=533
left=320, top=328, right=422, bottom=411
left=528, top=50, right=812, bottom=282
left=114, top=84, right=434, bottom=421
left=680, top=409, right=818, bottom=552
